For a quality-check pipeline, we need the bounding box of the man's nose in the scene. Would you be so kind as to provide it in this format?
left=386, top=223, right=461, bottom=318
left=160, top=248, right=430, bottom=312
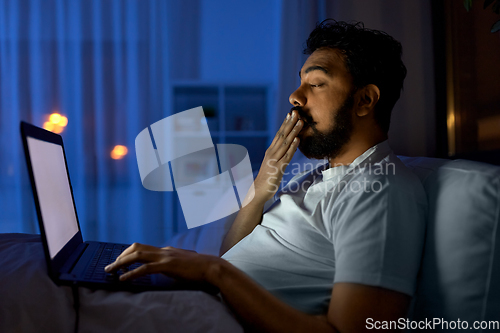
left=289, top=86, right=305, bottom=106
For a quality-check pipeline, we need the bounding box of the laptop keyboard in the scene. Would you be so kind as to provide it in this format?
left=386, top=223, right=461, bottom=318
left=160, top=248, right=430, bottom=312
left=84, top=243, right=151, bottom=285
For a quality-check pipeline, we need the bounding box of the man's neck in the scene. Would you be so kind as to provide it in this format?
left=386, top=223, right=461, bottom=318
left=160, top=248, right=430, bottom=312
left=327, top=133, right=388, bottom=168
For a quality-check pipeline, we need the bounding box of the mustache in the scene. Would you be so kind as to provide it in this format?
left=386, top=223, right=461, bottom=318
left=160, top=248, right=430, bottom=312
left=290, top=106, right=315, bottom=125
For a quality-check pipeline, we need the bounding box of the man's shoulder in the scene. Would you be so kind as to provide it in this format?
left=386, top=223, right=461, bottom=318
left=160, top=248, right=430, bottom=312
left=344, top=152, right=427, bottom=204
left=380, top=153, right=425, bottom=192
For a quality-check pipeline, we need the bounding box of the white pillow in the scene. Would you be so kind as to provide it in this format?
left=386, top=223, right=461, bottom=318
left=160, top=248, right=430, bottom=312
left=400, top=157, right=500, bottom=325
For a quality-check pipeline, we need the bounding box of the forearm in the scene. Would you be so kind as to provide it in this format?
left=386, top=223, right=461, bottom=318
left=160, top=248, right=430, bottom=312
left=219, top=199, right=265, bottom=256
left=208, top=260, right=338, bottom=333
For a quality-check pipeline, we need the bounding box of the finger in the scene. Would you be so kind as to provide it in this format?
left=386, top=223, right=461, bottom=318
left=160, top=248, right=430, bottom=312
left=269, top=115, right=287, bottom=148
left=270, top=113, right=291, bottom=148
left=116, top=242, right=142, bottom=261
left=271, top=137, right=299, bottom=179
left=119, top=262, right=164, bottom=281
left=105, top=250, right=162, bottom=272
left=161, top=247, right=196, bottom=253
left=116, top=242, right=158, bottom=261
left=279, top=136, right=300, bottom=164
left=274, top=119, right=303, bottom=158
left=271, top=111, right=300, bottom=153
left=270, top=111, right=300, bottom=149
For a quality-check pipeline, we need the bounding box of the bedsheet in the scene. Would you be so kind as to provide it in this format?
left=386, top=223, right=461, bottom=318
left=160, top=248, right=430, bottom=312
left=0, top=233, right=243, bottom=333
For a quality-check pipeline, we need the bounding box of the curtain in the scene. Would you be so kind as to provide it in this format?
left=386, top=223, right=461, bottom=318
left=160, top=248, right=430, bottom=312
left=0, top=0, right=178, bottom=246
left=0, top=0, right=328, bottom=245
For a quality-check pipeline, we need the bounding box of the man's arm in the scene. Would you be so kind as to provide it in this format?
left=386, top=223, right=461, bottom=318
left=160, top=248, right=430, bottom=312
left=105, top=244, right=411, bottom=333
left=219, top=199, right=266, bottom=256
left=214, top=258, right=411, bottom=332
left=220, top=110, right=303, bottom=255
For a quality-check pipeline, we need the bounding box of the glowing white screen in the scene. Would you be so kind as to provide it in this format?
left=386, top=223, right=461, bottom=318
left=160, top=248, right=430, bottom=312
left=27, top=137, right=79, bottom=259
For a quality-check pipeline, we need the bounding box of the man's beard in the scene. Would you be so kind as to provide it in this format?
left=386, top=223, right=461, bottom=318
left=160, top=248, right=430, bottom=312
left=294, top=93, right=354, bottom=160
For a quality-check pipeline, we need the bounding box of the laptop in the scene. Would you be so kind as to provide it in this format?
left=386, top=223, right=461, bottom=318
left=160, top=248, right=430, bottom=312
left=20, top=121, right=197, bottom=292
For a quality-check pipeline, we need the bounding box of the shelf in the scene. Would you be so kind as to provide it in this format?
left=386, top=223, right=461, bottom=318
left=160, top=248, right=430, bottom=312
left=171, top=83, right=271, bottom=180
left=224, top=86, right=267, bottom=131
left=224, top=131, right=269, bottom=137
left=167, top=131, right=268, bottom=137
left=173, top=86, right=219, bottom=132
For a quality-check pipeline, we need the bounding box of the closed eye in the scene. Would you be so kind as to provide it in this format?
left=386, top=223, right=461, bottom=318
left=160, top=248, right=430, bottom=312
left=310, top=84, right=324, bottom=88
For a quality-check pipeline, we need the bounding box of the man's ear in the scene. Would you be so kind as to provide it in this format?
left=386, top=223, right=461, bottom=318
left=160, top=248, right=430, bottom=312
left=355, top=84, right=380, bottom=117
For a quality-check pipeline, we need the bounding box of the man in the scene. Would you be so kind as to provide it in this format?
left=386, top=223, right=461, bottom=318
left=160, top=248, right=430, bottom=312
left=106, top=20, right=426, bottom=332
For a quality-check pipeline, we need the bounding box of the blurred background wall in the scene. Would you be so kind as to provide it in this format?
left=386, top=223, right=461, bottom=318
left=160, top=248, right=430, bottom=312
left=0, top=0, right=436, bottom=245
left=334, top=0, right=436, bottom=158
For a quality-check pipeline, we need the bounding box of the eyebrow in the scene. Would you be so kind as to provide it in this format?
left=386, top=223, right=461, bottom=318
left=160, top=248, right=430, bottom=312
left=299, top=65, right=331, bottom=78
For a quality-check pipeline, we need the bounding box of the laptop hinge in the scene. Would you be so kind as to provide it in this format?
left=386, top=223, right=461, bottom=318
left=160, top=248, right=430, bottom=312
left=60, top=242, right=88, bottom=275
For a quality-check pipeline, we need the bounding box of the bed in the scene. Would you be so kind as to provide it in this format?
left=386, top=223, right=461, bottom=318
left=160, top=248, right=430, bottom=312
left=0, top=229, right=242, bottom=333
left=2, top=155, right=500, bottom=332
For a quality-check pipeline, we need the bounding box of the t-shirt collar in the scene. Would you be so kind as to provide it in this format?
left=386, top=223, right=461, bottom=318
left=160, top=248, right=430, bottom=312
left=321, top=140, right=391, bottom=181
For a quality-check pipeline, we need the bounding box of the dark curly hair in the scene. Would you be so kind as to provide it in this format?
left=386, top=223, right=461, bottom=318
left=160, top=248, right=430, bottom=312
left=304, top=20, right=407, bottom=133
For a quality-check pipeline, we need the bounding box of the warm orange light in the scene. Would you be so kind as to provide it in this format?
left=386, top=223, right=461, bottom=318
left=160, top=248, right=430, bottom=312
left=52, top=125, right=63, bottom=134
left=110, top=151, right=122, bottom=160
left=111, top=145, right=128, bottom=160
left=44, top=112, right=68, bottom=133
left=49, top=113, right=62, bottom=124
left=59, top=116, right=68, bottom=127
left=115, top=145, right=128, bottom=155
left=43, top=121, right=55, bottom=131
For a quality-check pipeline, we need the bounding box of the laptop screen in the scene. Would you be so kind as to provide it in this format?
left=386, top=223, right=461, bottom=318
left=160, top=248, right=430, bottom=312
left=27, top=137, right=79, bottom=259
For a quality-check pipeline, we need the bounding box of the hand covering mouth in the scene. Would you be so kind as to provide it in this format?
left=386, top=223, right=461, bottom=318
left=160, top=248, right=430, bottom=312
left=299, top=118, right=310, bottom=129
left=290, top=106, right=314, bottom=127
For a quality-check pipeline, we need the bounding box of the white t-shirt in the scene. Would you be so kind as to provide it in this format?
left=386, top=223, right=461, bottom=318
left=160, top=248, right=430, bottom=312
left=222, top=141, right=427, bottom=314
